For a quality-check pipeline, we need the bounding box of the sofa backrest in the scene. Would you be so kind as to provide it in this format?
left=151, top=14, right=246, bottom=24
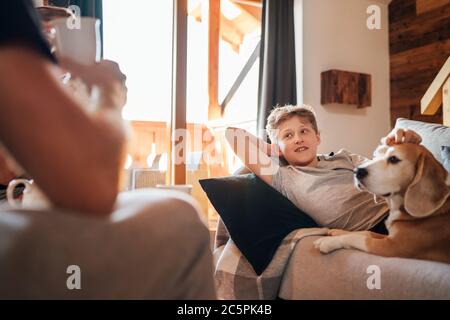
left=394, top=118, right=450, bottom=169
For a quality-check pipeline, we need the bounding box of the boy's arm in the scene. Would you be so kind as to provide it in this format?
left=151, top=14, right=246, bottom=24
left=225, top=127, right=279, bottom=185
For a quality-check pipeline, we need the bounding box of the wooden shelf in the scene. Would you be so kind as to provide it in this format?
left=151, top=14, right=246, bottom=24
left=321, top=69, right=372, bottom=108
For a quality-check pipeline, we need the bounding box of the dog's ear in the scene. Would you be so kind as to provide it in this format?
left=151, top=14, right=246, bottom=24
left=404, top=151, right=450, bottom=217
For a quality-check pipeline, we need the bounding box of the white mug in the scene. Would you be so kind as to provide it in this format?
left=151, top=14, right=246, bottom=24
left=155, top=184, right=193, bottom=195
left=52, top=16, right=102, bottom=112
left=32, top=0, right=44, bottom=7
left=7, top=179, right=51, bottom=210
left=52, top=16, right=101, bottom=66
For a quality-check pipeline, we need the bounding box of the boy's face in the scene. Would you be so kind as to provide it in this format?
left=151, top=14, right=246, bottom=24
left=275, top=116, right=321, bottom=167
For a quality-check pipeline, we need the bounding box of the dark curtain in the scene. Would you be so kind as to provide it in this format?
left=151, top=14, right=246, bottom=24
left=71, top=0, right=102, bottom=19
left=49, top=0, right=102, bottom=18
left=257, top=0, right=297, bottom=137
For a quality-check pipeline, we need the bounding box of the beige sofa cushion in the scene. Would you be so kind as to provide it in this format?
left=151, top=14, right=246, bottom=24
left=394, top=118, right=450, bottom=166
left=279, top=236, right=450, bottom=300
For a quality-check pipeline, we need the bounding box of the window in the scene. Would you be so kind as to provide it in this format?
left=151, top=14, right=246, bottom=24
left=102, top=0, right=262, bottom=227
left=103, top=0, right=173, bottom=178
left=186, top=0, right=262, bottom=226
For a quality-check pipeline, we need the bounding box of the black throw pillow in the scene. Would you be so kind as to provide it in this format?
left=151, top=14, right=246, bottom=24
left=199, top=173, right=318, bottom=275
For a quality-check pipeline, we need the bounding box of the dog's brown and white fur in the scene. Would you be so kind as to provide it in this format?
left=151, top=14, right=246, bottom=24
left=314, top=143, right=450, bottom=263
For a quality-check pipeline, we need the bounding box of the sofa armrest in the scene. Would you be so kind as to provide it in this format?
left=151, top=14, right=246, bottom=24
left=0, top=189, right=214, bottom=299
left=279, top=236, right=450, bottom=300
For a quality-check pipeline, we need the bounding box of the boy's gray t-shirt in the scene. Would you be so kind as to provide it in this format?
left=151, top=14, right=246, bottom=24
left=272, top=149, right=388, bottom=231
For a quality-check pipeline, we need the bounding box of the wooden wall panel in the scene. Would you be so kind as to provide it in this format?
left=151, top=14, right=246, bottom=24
left=416, top=0, right=450, bottom=15
left=389, top=0, right=450, bottom=127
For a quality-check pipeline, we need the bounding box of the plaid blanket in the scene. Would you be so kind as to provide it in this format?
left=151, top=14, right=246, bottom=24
left=213, top=218, right=328, bottom=300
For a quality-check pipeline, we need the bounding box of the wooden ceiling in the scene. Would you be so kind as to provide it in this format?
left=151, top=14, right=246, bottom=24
left=189, top=0, right=262, bottom=53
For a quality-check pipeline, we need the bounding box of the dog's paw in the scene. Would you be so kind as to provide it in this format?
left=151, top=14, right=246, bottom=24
left=327, top=229, right=350, bottom=237
left=313, top=236, right=344, bottom=254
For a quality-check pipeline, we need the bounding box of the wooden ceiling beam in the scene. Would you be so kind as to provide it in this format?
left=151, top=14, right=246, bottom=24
left=234, top=3, right=262, bottom=21
left=229, top=0, right=262, bottom=8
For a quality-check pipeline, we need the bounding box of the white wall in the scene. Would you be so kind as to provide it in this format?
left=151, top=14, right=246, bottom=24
left=295, top=0, right=391, bottom=157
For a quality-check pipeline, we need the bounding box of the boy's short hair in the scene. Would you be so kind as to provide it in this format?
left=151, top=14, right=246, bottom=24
left=265, top=104, right=319, bottom=143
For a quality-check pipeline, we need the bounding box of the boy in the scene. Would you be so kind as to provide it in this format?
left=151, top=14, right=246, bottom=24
left=225, top=104, right=422, bottom=231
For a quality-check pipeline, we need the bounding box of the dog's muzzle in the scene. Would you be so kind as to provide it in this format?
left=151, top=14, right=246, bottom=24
left=353, top=167, right=368, bottom=191
left=354, top=167, right=368, bottom=180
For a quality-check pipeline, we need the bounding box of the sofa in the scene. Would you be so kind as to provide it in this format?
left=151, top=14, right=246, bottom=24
left=212, top=118, right=450, bottom=300
left=0, top=189, right=216, bottom=299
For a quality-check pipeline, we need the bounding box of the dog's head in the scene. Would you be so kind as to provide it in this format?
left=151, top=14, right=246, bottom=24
left=354, top=143, right=450, bottom=218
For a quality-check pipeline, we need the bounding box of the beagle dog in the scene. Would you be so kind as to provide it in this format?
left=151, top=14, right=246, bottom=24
left=314, top=143, right=450, bottom=264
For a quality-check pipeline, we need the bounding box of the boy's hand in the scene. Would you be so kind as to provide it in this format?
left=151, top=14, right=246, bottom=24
left=381, top=128, right=422, bottom=146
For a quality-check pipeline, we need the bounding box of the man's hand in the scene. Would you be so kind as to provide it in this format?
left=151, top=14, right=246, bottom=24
left=0, top=47, right=128, bottom=214
left=0, top=150, right=17, bottom=185
left=381, top=128, right=422, bottom=146
left=59, top=58, right=127, bottom=112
